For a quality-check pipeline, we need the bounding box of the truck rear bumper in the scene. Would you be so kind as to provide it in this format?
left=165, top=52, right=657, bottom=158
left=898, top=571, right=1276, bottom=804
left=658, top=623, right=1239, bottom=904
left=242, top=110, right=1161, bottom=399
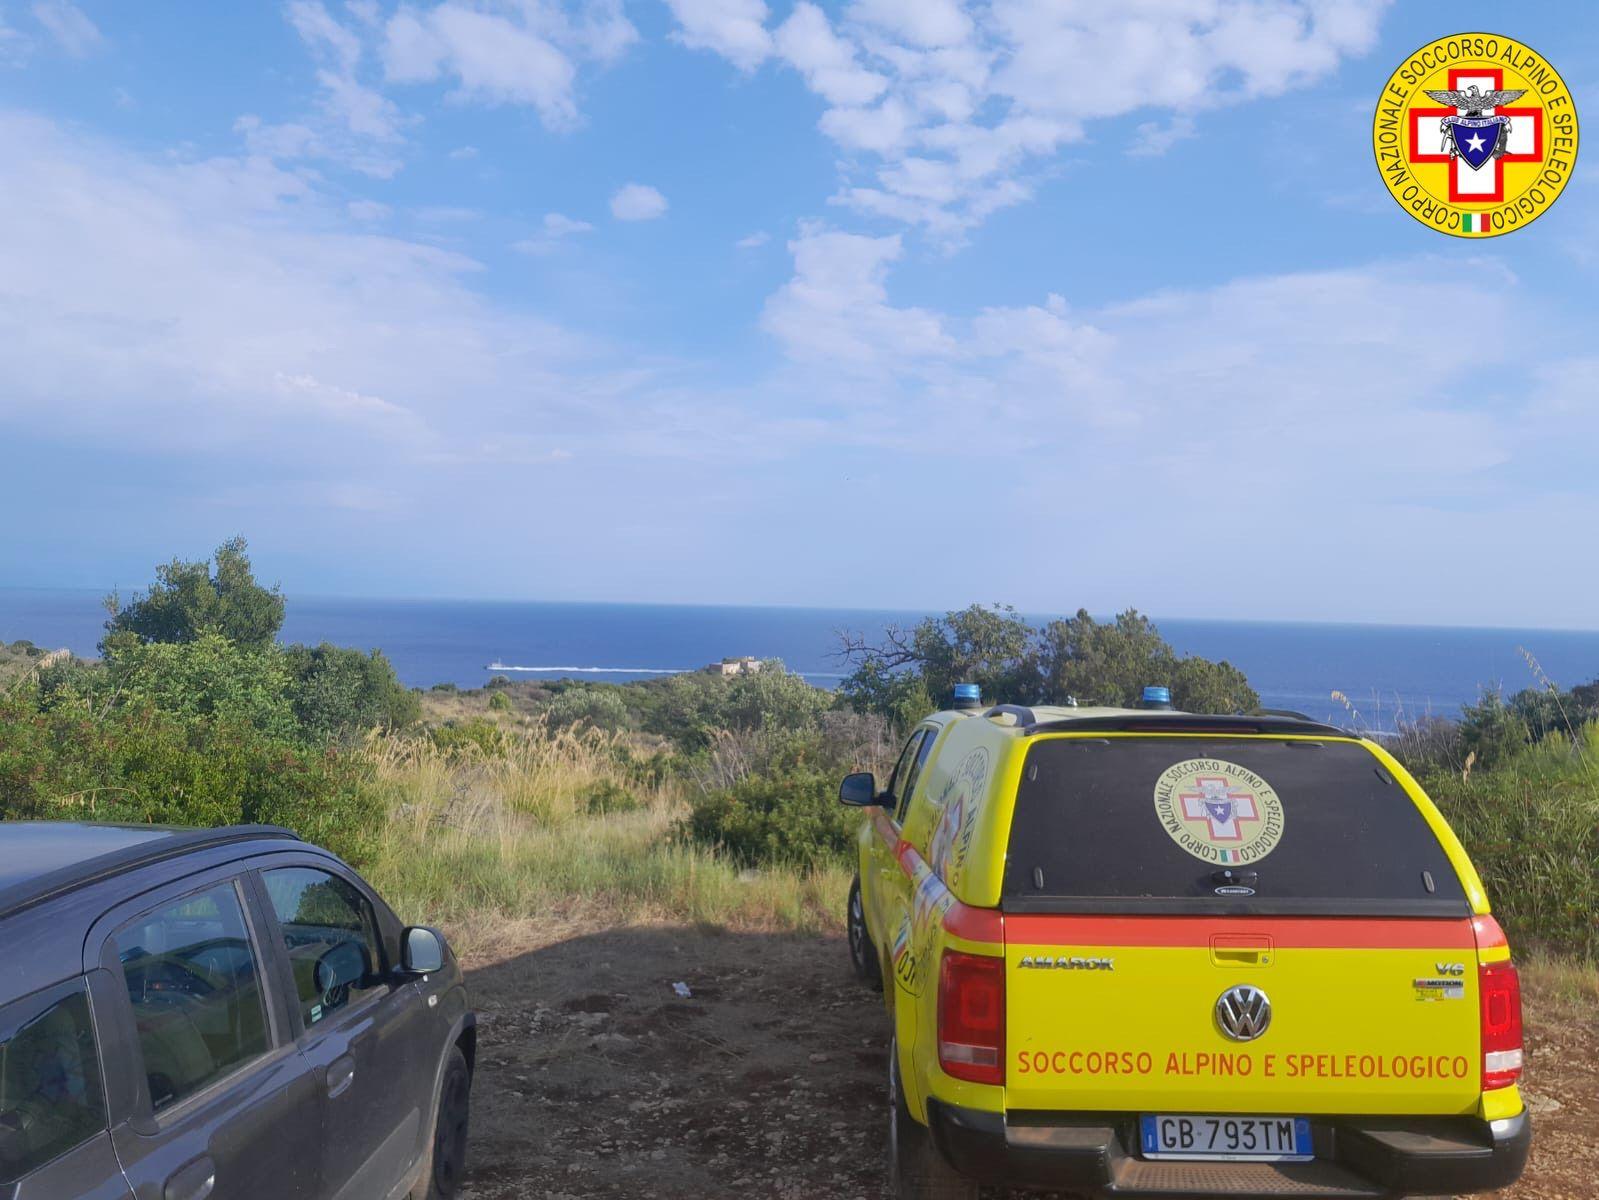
left=925, top=1101, right=1530, bottom=1198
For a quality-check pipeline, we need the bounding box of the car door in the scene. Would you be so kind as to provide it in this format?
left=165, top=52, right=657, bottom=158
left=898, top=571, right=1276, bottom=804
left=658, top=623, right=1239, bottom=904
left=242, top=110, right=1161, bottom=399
left=869, top=727, right=940, bottom=974
left=253, top=861, right=430, bottom=1200
left=863, top=730, right=920, bottom=956
left=0, top=977, right=132, bottom=1200
left=87, top=871, right=322, bottom=1200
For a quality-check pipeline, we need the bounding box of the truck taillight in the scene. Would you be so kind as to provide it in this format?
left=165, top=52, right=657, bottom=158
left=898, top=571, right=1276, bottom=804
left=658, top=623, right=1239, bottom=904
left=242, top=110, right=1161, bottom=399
left=1479, top=960, right=1523, bottom=1091
left=938, top=950, right=1004, bottom=1086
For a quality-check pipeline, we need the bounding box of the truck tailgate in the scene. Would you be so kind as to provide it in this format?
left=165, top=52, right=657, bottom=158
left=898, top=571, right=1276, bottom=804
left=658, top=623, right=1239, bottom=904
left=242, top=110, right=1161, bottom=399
left=1005, top=914, right=1481, bottom=1115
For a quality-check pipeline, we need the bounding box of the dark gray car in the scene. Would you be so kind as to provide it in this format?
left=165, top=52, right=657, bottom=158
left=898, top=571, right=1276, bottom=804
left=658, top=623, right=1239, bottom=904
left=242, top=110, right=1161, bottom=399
left=0, top=822, right=475, bottom=1200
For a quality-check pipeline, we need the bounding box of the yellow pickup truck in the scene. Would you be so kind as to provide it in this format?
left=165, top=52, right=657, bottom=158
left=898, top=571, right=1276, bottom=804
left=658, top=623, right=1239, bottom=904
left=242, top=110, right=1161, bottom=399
left=841, top=686, right=1529, bottom=1199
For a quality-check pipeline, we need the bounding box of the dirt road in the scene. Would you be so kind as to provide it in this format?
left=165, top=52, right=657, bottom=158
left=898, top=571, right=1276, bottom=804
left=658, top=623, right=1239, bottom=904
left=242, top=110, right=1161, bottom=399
left=458, top=917, right=1596, bottom=1199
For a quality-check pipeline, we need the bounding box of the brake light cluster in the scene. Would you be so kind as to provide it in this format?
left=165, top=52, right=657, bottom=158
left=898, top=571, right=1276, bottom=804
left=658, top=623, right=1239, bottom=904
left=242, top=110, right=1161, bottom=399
left=938, top=950, right=1005, bottom=1086
left=1479, top=959, right=1523, bottom=1091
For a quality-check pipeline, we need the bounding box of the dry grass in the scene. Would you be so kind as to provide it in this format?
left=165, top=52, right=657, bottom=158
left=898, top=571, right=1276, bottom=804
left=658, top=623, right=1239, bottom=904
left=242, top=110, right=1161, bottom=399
left=358, top=720, right=851, bottom=947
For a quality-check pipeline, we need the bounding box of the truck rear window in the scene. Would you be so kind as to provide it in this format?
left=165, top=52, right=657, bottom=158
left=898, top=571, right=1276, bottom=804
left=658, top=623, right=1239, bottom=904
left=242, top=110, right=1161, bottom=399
left=1002, top=737, right=1468, bottom=914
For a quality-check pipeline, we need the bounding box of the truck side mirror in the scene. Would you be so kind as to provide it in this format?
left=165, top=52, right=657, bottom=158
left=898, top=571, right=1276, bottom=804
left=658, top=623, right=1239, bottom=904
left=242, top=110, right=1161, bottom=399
left=839, top=772, right=881, bottom=807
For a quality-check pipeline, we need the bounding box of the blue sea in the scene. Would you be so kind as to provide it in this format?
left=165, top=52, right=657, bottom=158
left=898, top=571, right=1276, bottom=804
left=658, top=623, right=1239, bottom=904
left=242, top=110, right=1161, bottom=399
left=4, top=588, right=1598, bottom=731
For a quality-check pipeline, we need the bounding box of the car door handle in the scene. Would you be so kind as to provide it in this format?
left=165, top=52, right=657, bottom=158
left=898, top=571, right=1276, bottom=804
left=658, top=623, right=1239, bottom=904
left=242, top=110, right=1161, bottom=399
left=326, top=1053, right=356, bottom=1098
left=164, top=1155, right=216, bottom=1200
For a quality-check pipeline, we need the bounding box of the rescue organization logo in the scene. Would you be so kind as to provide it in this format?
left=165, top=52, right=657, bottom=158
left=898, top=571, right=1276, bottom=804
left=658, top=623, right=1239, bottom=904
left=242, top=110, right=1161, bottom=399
left=1153, top=759, right=1285, bottom=865
left=1373, top=33, right=1578, bottom=238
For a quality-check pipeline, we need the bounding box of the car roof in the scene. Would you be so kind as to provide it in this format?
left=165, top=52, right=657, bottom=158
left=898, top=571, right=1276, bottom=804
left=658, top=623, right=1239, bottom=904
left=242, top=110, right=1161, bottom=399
left=0, top=821, right=301, bottom=922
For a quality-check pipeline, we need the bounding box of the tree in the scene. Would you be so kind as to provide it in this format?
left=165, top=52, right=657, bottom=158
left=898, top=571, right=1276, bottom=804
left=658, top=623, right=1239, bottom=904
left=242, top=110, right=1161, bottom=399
left=840, top=605, right=1259, bottom=718
left=1039, top=609, right=1257, bottom=713
left=281, top=643, right=419, bottom=740
left=105, top=536, right=285, bottom=651
left=105, top=633, right=299, bottom=739
left=839, top=605, right=1038, bottom=712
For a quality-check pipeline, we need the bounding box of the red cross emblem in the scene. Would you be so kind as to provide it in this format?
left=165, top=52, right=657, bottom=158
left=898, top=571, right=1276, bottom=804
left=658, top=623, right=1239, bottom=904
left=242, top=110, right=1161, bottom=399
left=1179, top=778, right=1259, bottom=842
left=1409, top=68, right=1542, bottom=203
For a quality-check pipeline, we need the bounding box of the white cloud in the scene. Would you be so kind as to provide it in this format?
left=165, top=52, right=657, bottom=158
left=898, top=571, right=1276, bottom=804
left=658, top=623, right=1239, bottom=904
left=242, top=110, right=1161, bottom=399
left=670, top=0, right=1391, bottom=239
left=512, top=211, right=595, bottom=253
left=287, top=0, right=361, bottom=71
left=0, top=111, right=643, bottom=475
left=543, top=212, right=594, bottom=236
left=761, top=229, right=952, bottom=368
left=0, top=15, right=28, bottom=66
left=759, top=227, right=1532, bottom=492
left=447, top=144, right=478, bottom=159
left=31, top=0, right=101, bottom=57
left=610, top=182, right=668, bottom=221
left=849, top=0, right=971, bottom=49
left=380, top=1, right=637, bottom=129
left=255, top=1, right=405, bottom=176
left=1127, top=113, right=1197, bottom=158
left=736, top=231, right=769, bottom=249
left=774, top=2, right=885, bottom=107
left=347, top=198, right=392, bottom=220
left=661, top=0, right=771, bottom=71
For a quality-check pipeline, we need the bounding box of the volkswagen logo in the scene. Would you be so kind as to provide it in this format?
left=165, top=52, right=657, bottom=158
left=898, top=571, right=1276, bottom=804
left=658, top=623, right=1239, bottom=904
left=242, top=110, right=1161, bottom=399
left=1215, top=985, right=1272, bottom=1041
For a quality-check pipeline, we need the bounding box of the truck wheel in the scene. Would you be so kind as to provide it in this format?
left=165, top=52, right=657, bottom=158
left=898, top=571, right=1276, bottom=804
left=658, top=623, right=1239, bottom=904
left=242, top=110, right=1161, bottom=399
left=848, top=876, right=882, bottom=990
left=414, top=1045, right=471, bottom=1199
left=889, top=1038, right=978, bottom=1200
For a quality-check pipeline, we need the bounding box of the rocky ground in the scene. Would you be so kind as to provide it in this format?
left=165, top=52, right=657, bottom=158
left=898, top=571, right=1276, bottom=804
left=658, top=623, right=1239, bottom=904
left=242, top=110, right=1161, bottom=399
left=457, top=915, right=1596, bottom=1199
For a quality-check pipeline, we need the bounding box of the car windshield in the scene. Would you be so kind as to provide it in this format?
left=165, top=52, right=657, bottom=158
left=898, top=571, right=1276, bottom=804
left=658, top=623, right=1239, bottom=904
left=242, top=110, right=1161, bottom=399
left=1002, top=736, right=1468, bottom=913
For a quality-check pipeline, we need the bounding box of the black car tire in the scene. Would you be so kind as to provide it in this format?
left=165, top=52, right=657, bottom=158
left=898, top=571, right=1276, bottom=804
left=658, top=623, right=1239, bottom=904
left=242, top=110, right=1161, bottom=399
left=889, top=1037, right=978, bottom=1200
left=848, top=875, right=883, bottom=991
left=416, top=1045, right=471, bottom=1200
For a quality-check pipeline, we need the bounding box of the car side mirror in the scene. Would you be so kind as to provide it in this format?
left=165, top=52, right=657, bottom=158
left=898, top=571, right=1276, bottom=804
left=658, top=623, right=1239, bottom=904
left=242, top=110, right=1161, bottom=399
left=402, top=926, right=446, bottom=974
left=838, top=772, right=881, bottom=807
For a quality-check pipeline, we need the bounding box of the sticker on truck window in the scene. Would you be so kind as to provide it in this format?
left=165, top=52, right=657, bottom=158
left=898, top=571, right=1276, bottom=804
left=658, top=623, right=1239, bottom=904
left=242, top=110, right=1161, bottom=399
left=930, top=746, right=989, bottom=886
left=1153, top=759, right=1286, bottom=865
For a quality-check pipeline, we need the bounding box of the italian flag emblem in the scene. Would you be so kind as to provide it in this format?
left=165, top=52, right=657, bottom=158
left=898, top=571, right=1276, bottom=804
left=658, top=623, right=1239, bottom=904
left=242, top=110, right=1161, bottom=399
left=1461, top=212, right=1491, bottom=234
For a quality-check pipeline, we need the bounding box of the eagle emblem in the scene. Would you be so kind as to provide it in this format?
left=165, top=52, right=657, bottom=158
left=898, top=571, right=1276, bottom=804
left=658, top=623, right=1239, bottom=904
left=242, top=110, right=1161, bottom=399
left=1425, top=83, right=1526, bottom=171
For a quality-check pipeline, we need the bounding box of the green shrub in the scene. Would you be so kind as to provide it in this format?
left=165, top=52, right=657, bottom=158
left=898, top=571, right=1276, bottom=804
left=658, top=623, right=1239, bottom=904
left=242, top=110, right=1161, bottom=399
left=1426, top=724, right=1599, bottom=961
left=545, top=687, right=630, bottom=731
left=282, top=643, right=418, bottom=739
left=0, top=690, right=380, bottom=867
left=584, top=779, right=641, bottom=815
left=106, top=633, right=299, bottom=739
left=487, top=690, right=513, bottom=712
left=429, top=718, right=511, bottom=757
left=680, top=768, right=856, bottom=869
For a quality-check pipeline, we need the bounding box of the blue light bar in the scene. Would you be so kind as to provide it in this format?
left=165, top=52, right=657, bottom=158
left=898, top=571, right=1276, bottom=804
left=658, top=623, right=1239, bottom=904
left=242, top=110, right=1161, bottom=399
left=1142, top=685, right=1173, bottom=705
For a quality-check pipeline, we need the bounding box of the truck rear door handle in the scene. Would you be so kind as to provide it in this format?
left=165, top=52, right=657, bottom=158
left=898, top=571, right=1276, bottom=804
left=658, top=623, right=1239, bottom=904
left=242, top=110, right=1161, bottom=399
left=164, top=1155, right=216, bottom=1200
left=326, top=1053, right=356, bottom=1098
left=1210, top=934, right=1273, bottom=967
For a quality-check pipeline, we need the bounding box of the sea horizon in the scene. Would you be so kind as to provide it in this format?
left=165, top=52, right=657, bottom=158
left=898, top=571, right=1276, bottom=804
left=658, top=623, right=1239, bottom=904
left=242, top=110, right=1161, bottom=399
left=6, top=586, right=1599, bottom=732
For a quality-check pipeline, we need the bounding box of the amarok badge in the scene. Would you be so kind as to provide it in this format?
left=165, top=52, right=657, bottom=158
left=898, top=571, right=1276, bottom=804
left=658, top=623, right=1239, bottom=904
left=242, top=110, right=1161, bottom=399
left=1373, top=33, right=1578, bottom=238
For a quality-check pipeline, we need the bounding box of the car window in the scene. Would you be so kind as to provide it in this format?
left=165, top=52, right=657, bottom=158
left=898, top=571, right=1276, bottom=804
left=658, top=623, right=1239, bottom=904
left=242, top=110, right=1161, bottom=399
left=1003, top=737, right=1469, bottom=909
left=262, top=868, right=386, bottom=1029
left=883, top=731, right=925, bottom=824
left=894, top=728, right=938, bottom=823
left=0, top=982, right=106, bottom=1184
left=115, top=883, right=270, bottom=1114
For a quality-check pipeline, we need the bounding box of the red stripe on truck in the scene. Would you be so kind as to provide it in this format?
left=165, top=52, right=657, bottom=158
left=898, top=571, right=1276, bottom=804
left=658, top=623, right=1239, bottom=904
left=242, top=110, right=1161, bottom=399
left=1005, top=914, right=1476, bottom=950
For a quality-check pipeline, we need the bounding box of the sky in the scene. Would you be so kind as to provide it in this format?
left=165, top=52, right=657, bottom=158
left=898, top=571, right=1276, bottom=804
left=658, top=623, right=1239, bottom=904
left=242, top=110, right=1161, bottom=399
left=0, top=1, right=1595, bottom=627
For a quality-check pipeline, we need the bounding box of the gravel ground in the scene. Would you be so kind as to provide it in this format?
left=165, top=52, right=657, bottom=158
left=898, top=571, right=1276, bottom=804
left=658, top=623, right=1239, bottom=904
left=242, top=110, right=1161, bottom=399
left=455, top=917, right=1596, bottom=1199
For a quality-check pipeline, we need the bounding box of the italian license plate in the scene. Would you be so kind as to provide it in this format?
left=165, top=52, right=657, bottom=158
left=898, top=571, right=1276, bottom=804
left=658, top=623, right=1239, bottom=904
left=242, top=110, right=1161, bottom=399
left=1140, top=1115, right=1312, bottom=1162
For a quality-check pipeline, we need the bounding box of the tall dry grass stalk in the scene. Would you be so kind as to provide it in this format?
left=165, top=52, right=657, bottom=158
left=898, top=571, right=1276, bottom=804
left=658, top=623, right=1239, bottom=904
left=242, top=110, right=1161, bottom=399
left=357, top=718, right=850, bottom=943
